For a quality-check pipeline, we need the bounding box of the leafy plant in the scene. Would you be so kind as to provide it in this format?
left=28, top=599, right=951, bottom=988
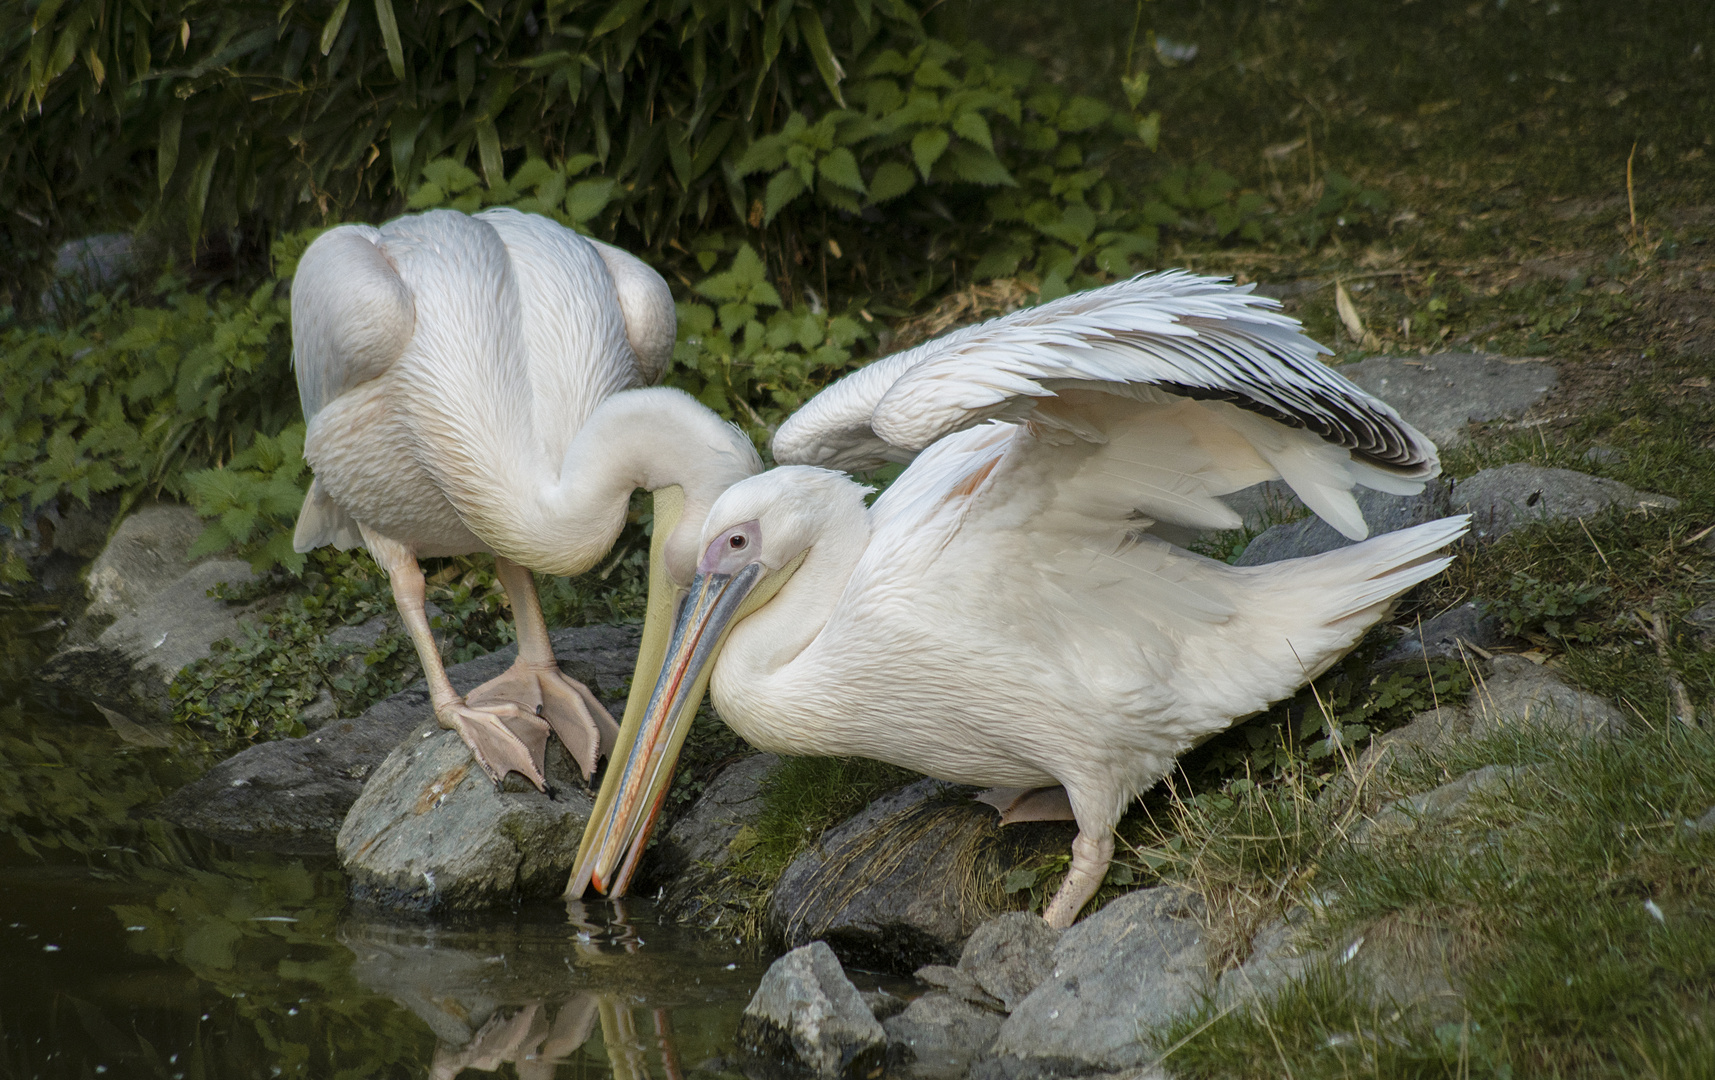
left=1493, top=573, right=1609, bottom=644
left=1287, top=169, right=1390, bottom=250
left=181, top=423, right=312, bottom=573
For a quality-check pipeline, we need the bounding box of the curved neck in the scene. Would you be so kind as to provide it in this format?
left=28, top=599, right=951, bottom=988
left=473, top=387, right=759, bottom=578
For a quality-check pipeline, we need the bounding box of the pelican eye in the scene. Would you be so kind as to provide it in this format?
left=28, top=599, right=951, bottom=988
left=729, top=534, right=747, bottom=549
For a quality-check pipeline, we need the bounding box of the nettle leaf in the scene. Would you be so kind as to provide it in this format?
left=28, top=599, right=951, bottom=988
left=817, top=147, right=866, bottom=194
left=941, top=143, right=1014, bottom=186
left=764, top=168, right=807, bottom=223
left=868, top=160, right=916, bottom=202
left=565, top=177, right=617, bottom=223
left=951, top=109, right=993, bottom=152
left=910, top=127, right=950, bottom=180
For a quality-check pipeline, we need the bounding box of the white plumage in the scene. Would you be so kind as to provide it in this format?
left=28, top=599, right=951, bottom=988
left=292, top=208, right=760, bottom=790
left=572, top=271, right=1467, bottom=926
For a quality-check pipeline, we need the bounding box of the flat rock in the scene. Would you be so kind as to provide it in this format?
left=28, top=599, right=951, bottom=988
left=1469, top=654, right=1628, bottom=738
left=43, top=558, right=259, bottom=713
left=1234, top=478, right=1451, bottom=566
left=884, top=992, right=1004, bottom=1079
left=976, top=886, right=1206, bottom=1080
left=1454, top=464, right=1679, bottom=542
left=653, top=752, right=780, bottom=918
left=956, top=912, right=1061, bottom=1013
left=1341, top=353, right=1558, bottom=448
left=337, top=721, right=596, bottom=911
left=1379, top=602, right=1503, bottom=666
left=767, top=781, right=1076, bottom=974
left=151, top=625, right=639, bottom=852
left=738, top=941, right=887, bottom=1080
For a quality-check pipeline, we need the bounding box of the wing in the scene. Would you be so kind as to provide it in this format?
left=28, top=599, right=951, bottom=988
left=291, top=225, right=416, bottom=424
left=776, top=272, right=1437, bottom=539
left=587, top=237, right=676, bottom=385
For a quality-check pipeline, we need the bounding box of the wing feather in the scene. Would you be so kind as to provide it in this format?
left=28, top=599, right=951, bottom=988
left=291, top=225, right=415, bottom=424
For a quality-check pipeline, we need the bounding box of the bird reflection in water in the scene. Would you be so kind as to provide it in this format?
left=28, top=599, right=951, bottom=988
left=342, top=900, right=702, bottom=1080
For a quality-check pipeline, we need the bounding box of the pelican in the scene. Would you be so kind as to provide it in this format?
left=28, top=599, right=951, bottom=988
left=569, top=271, right=1468, bottom=927
left=291, top=208, right=761, bottom=790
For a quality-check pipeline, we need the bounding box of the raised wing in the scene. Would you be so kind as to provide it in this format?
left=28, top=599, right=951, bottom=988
left=291, top=225, right=416, bottom=424
left=775, top=271, right=1437, bottom=540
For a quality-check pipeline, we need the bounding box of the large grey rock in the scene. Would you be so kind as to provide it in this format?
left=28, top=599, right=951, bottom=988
left=73, top=502, right=207, bottom=639
left=977, top=887, right=1206, bottom=1080
left=1469, top=654, right=1628, bottom=738
left=0, top=494, right=119, bottom=600
left=152, top=625, right=639, bottom=852
left=768, top=781, right=1075, bottom=974
left=1235, top=478, right=1452, bottom=566
left=1380, top=602, right=1503, bottom=666
left=337, top=719, right=596, bottom=911
left=884, top=993, right=1004, bottom=1079
left=1341, top=353, right=1558, bottom=448
left=654, top=753, right=780, bottom=917
left=1455, top=464, right=1679, bottom=542
left=53, top=233, right=135, bottom=287
left=43, top=558, right=260, bottom=712
left=738, top=941, right=887, bottom=1080
left=956, top=912, right=1061, bottom=1013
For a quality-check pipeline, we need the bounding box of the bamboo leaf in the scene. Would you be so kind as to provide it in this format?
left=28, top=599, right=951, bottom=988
left=372, top=0, right=405, bottom=80
left=477, top=120, right=503, bottom=186
left=157, top=103, right=183, bottom=193
left=186, top=146, right=219, bottom=247
left=794, top=8, right=845, bottom=108
left=319, top=0, right=350, bottom=56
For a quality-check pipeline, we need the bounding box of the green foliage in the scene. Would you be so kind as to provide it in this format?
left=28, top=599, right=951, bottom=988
left=181, top=423, right=312, bottom=573
left=668, top=244, right=873, bottom=436
left=1201, top=651, right=1474, bottom=778
left=1287, top=169, right=1391, bottom=250
left=0, top=278, right=294, bottom=560
left=1493, top=574, right=1608, bottom=644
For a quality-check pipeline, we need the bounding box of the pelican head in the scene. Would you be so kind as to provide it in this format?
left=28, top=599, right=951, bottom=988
left=567, top=467, right=863, bottom=897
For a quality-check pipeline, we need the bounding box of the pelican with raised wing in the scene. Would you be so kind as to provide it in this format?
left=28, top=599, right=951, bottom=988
left=570, top=271, right=1467, bottom=926
left=292, top=208, right=760, bottom=791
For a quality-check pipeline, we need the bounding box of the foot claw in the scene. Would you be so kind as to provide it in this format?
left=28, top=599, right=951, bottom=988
left=439, top=701, right=551, bottom=791
left=466, top=663, right=619, bottom=781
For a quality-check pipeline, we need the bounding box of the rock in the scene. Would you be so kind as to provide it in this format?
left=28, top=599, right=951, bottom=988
left=69, top=502, right=208, bottom=640
left=152, top=625, right=640, bottom=851
left=336, top=720, right=596, bottom=911
left=652, top=753, right=780, bottom=917
left=42, top=558, right=260, bottom=713
left=1454, top=464, right=1679, bottom=543
left=915, top=965, right=1005, bottom=1012
left=884, top=992, right=1004, bottom=1079
left=956, top=912, right=1061, bottom=1013
left=1469, top=654, right=1628, bottom=738
left=1355, top=764, right=1532, bottom=846
left=1234, top=478, right=1452, bottom=566
left=1685, top=806, right=1715, bottom=834
left=1220, top=912, right=1462, bottom=1028
left=977, top=887, right=1206, bottom=1080
left=1218, top=479, right=1305, bottom=532
left=1216, top=907, right=1319, bottom=1004
left=0, top=494, right=119, bottom=600
left=738, top=941, right=887, bottom=1080
left=53, top=233, right=135, bottom=287
left=1319, top=705, right=1472, bottom=812
left=1379, top=602, right=1504, bottom=665
left=768, top=781, right=1076, bottom=974
left=1686, top=603, right=1715, bottom=630
left=862, top=990, right=907, bottom=1022
left=1341, top=353, right=1558, bottom=448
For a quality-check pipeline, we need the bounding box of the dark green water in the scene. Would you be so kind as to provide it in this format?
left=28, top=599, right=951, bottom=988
left=0, top=604, right=768, bottom=1079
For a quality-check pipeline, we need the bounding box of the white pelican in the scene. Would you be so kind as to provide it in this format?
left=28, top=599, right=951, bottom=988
left=568, top=271, right=1468, bottom=927
left=291, top=208, right=761, bottom=790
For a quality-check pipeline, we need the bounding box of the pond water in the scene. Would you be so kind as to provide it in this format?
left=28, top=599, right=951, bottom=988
left=0, top=604, right=770, bottom=1080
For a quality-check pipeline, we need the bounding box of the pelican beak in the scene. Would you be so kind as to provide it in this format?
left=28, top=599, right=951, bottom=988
left=567, top=561, right=764, bottom=898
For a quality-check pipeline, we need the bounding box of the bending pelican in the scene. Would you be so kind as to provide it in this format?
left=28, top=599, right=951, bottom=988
left=292, top=208, right=760, bottom=789
left=570, top=271, right=1468, bottom=926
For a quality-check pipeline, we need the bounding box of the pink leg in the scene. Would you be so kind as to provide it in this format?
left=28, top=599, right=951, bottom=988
left=364, top=528, right=550, bottom=790
left=465, top=556, right=619, bottom=779
left=1042, top=826, right=1115, bottom=929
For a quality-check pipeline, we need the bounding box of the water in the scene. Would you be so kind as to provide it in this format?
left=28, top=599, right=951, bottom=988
left=0, top=604, right=768, bottom=1079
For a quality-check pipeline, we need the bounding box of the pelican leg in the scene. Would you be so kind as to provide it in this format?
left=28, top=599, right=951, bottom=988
left=364, top=528, right=552, bottom=790
left=1042, top=827, right=1114, bottom=929
left=464, top=556, right=619, bottom=780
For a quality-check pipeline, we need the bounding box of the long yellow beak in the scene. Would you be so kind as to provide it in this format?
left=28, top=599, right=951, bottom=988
left=568, top=561, right=764, bottom=898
